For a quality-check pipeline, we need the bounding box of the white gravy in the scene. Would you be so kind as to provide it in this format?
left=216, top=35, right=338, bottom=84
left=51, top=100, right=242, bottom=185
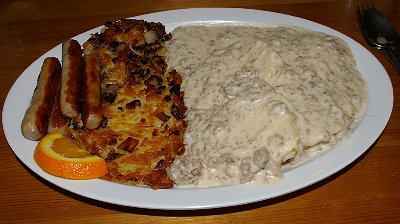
left=166, top=24, right=368, bottom=188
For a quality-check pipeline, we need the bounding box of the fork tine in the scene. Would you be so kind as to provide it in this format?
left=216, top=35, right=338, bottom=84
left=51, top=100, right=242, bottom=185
left=356, top=6, right=361, bottom=19
left=356, top=5, right=372, bottom=46
left=357, top=5, right=366, bottom=20
left=361, top=5, right=375, bottom=13
left=356, top=6, right=364, bottom=27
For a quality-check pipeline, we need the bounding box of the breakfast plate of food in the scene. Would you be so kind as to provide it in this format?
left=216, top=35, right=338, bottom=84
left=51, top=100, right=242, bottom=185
left=2, top=8, right=393, bottom=210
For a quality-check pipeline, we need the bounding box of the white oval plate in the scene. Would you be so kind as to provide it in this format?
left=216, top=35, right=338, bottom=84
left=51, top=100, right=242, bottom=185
left=2, top=8, right=393, bottom=210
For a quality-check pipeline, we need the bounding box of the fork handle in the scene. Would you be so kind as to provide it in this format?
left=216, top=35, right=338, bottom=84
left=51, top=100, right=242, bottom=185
left=387, top=35, right=400, bottom=74
left=383, top=48, right=400, bottom=74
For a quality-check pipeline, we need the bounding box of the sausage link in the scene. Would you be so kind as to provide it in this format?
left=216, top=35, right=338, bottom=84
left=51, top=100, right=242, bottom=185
left=21, top=57, right=62, bottom=140
left=60, top=39, right=83, bottom=118
left=81, top=54, right=103, bottom=129
left=47, top=81, right=69, bottom=134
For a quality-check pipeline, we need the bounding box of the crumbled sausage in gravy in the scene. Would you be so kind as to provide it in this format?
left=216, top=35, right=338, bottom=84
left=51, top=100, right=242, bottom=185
left=166, top=24, right=368, bottom=188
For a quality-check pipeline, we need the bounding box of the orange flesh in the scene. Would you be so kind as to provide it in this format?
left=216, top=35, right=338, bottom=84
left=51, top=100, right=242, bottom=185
left=52, top=137, right=92, bottom=158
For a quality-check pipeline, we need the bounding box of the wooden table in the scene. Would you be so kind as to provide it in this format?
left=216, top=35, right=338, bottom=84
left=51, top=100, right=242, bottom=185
left=1, top=0, right=399, bottom=223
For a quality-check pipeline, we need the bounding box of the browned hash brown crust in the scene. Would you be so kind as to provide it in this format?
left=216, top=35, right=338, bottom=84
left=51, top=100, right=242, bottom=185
left=66, top=19, right=186, bottom=189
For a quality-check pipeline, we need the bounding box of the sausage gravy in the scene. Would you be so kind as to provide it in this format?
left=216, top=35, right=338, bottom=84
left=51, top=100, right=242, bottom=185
left=166, top=24, right=368, bottom=188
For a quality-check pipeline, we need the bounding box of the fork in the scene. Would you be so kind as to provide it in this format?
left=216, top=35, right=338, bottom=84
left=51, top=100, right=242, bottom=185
left=356, top=5, right=400, bottom=73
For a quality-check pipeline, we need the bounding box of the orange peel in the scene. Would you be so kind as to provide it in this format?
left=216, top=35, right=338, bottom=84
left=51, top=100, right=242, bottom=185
left=34, top=132, right=108, bottom=179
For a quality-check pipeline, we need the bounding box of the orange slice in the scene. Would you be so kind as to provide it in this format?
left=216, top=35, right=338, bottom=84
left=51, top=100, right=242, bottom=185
left=34, top=132, right=108, bottom=179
